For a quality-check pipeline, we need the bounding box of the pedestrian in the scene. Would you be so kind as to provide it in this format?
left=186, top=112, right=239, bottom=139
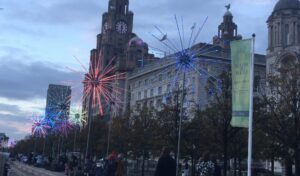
left=83, top=157, right=93, bottom=176
left=95, top=160, right=105, bottom=176
left=211, top=156, right=221, bottom=176
left=196, top=152, right=215, bottom=176
left=3, top=161, right=10, bottom=176
left=106, top=152, right=118, bottom=176
left=115, top=154, right=126, bottom=176
left=70, top=155, right=79, bottom=175
left=182, top=161, right=189, bottom=176
left=155, top=147, right=176, bottom=176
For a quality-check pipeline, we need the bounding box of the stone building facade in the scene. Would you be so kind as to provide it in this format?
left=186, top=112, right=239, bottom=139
left=83, top=0, right=157, bottom=116
left=85, top=0, right=271, bottom=116
left=266, top=0, right=300, bottom=77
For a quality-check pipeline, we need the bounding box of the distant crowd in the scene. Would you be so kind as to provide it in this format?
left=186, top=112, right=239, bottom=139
left=10, top=147, right=223, bottom=176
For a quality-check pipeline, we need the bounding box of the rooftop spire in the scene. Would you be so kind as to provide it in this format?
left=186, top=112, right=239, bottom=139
left=225, top=4, right=231, bottom=11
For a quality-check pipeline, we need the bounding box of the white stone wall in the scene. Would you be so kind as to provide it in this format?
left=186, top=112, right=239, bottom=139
left=126, top=55, right=265, bottom=116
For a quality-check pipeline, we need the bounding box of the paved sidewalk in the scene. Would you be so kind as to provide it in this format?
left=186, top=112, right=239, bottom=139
left=9, top=162, right=65, bottom=176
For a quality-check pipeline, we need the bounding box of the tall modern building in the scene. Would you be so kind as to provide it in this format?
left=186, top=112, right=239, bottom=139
left=45, top=84, right=72, bottom=119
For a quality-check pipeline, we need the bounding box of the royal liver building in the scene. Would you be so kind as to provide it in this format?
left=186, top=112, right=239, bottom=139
left=85, top=0, right=289, bottom=116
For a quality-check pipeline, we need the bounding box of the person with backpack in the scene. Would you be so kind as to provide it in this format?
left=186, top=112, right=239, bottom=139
left=155, top=147, right=176, bottom=176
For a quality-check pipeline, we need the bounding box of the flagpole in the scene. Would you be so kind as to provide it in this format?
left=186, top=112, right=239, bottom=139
left=247, top=33, right=255, bottom=176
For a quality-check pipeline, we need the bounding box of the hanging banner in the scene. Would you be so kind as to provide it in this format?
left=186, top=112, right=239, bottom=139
left=231, top=39, right=252, bottom=128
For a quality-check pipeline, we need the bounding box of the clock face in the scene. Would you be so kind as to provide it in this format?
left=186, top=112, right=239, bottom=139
left=116, top=21, right=128, bottom=34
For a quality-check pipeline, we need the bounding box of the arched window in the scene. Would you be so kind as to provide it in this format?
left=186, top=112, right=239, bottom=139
left=279, top=55, right=297, bottom=77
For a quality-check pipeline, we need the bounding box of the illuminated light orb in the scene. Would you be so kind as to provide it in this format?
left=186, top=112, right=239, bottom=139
left=7, top=139, right=16, bottom=148
left=31, top=116, right=51, bottom=138
left=151, top=15, right=228, bottom=102
left=82, top=51, right=125, bottom=116
left=69, top=108, right=86, bottom=127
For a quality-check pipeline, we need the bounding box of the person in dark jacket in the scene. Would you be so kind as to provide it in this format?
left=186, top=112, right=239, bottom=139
left=212, top=157, right=221, bottom=176
left=155, top=147, right=176, bottom=176
left=95, top=160, right=105, bottom=176
left=106, top=152, right=118, bottom=176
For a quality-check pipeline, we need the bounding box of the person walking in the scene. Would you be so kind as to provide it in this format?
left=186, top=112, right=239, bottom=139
left=155, top=147, right=176, bottom=176
left=196, top=152, right=215, bottom=176
left=106, top=152, right=118, bottom=176
left=182, top=161, right=189, bottom=176
left=115, top=154, right=126, bottom=176
left=212, top=157, right=221, bottom=176
left=95, top=160, right=105, bottom=176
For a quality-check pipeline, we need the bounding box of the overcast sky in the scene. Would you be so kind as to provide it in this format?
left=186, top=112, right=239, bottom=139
left=0, top=0, right=276, bottom=140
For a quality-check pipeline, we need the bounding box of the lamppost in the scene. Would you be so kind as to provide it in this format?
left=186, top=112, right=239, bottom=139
left=106, top=101, right=116, bottom=156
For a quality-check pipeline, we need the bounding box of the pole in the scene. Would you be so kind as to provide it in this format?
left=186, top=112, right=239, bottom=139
left=106, top=113, right=112, bottom=156
left=85, top=97, right=93, bottom=159
left=73, top=128, right=77, bottom=152
left=247, top=34, right=255, bottom=176
left=176, top=72, right=186, bottom=176
left=42, top=138, right=46, bottom=155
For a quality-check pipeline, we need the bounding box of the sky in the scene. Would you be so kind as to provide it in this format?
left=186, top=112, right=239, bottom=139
left=0, top=0, right=276, bottom=140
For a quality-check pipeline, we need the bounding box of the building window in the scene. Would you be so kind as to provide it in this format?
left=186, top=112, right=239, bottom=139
left=167, top=71, right=171, bottom=78
left=166, top=97, right=171, bottom=104
left=138, top=81, right=142, bottom=87
left=270, top=26, right=273, bottom=47
left=143, top=101, right=147, bottom=107
left=144, top=79, right=148, bottom=86
left=136, top=103, right=141, bottom=110
left=293, top=22, right=296, bottom=44
left=274, top=26, right=278, bottom=46
left=149, top=101, right=154, bottom=107
left=158, top=74, right=163, bottom=81
left=167, top=84, right=171, bottom=92
left=207, top=65, right=212, bottom=72
left=298, top=25, right=300, bottom=44
left=150, top=89, right=154, bottom=97
left=158, top=87, right=162, bottom=94
left=138, top=92, right=141, bottom=100
left=285, top=24, right=290, bottom=45
left=277, top=23, right=280, bottom=45
left=144, top=90, right=148, bottom=98
left=157, top=99, right=162, bottom=107
left=269, top=64, right=274, bottom=74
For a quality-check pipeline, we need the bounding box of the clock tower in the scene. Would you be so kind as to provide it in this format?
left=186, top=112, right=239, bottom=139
left=91, top=0, right=136, bottom=71
left=85, top=0, right=147, bottom=117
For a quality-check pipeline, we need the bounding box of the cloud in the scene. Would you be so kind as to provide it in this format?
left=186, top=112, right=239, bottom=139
left=0, top=103, right=32, bottom=140
left=129, top=0, right=274, bottom=54
left=0, top=119, right=31, bottom=140
left=2, top=0, right=103, bottom=25
left=0, top=46, right=82, bottom=101
left=0, top=103, right=21, bottom=114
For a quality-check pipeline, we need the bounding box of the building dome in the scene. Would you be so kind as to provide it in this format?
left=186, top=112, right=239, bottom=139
left=224, top=10, right=232, bottom=16
left=273, top=0, right=300, bottom=12
left=128, top=36, right=148, bottom=49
